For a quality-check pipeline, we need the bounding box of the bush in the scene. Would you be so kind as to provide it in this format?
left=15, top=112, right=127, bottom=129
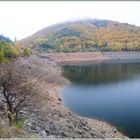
left=0, top=40, right=21, bottom=62
left=0, top=118, right=26, bottom=138
left=4, top=46, right=19, bottom=58
left=7, top=112, right=25, bottom=129
left=23, top=47, right=31, bottom=56
left=0, top=50, right=4, bottom=62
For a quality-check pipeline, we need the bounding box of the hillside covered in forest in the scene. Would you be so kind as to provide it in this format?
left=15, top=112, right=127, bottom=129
left=21, top=19, right=140, bottom=52
left=0, top=34, right=31, bottom=63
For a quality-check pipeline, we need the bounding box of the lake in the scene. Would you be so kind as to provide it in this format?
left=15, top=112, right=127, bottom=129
left=60, top=62, right=140, bottom=138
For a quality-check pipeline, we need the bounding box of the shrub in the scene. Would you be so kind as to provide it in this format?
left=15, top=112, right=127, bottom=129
left=23, top=47, right=31, bottom=56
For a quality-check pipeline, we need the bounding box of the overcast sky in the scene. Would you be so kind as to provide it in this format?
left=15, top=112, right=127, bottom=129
left=0, top=1, right=140, bottom=40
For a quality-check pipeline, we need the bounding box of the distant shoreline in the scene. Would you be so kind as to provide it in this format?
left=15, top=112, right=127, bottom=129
left=38, top=51, right=140, bottom=66
left=60, top=58, right=140, bottom=66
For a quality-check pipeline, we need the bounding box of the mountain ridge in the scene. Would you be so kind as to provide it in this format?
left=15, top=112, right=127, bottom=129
left=21, top=19, right=140, bottom=52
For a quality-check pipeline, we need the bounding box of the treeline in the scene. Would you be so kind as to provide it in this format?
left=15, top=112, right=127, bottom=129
left=0, top=34, right=12, bottom=42
left=0, top=36, right=31, bottom=62
left=22, top=19, right=140, bottom=52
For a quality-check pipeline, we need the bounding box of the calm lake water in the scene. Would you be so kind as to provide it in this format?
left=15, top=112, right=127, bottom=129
left=60, top=62, right=140, bottom=138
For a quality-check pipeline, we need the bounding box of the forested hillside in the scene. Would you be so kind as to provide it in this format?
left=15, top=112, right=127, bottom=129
left=0, top=35, right=30, bottom=62
left=21, top=19, right=140, bottom=52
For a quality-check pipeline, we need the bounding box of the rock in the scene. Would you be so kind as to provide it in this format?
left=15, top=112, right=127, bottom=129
left=32, top=121, right=36, bottom=126
left=20, top=110, right=27, bottom=115
left=60, top=131, right=68, bottom=137
left=114, top=130, right=117, bottom=133
left=100, top=130, right=105, bottom=134
left=45, top=125, right=51, bottom=134
left=26, top=122, right=32, bottom=127
left=47, top=135, right=55, bottom=138
left=82, top=126, right=89, bottom=131
left=40, top=130, right=47, bottom=137
left=26, top=127, right=34, bottom=132
left=31, top=125, right=36, bottom=130
left=90, top=132, right=96, bottom=137
left=77, top=130, right=83, bottom=135
left=45, top=130, right=51, bottom=135
left=36, top=126, right=41, bottom=132
left=58, top=98, right=61, bottom=102
left=68, top=112, right=72, bottom=116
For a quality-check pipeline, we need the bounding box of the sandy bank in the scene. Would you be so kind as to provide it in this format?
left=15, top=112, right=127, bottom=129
left=16, top=54, right=126, bottom=138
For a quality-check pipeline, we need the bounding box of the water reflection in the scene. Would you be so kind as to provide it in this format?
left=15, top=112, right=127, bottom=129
left=62, top=63, right=140, bottom=84
left=60, top=63, right=140, bottom=137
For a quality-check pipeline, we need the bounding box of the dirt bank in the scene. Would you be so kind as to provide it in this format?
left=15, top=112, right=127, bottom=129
left=38, top=51, right=140, bottom=65
left=16, top=54, right=126, bottom=138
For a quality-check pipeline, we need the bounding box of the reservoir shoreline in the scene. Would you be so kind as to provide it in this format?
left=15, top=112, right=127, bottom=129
left=36, top=51, right=140, bottom=138
left=38, top=51, right=140, bottom=66
left=17, top=52, right=130, bottom=138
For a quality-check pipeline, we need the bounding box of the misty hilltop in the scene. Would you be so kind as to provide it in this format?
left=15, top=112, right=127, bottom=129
left=21, top=19, right=140, bottom=52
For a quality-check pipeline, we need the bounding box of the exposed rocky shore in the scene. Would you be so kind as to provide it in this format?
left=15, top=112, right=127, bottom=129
left=38, top=51, right=140, bottom=65
left=15, top=54, right=126, bottom=138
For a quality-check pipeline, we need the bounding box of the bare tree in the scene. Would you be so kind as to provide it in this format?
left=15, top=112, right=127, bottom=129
left=0, top=63, right=38, bottom=120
